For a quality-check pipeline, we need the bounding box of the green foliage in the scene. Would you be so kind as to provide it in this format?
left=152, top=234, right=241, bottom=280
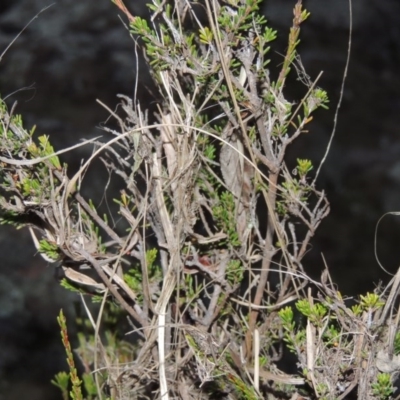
left=199, top=26, right=213, bottom=45
left=322, top=324, right=341, bottom=347
left=278, top=306, right=306, bottom=353
left=124, top=267, right=143, bottom=298
left=226, top=259, right=243, bottom=285
left=51, top=371, right=70, bottom=400
left=228, top=374, right=259, bottom=400
left=204, top=143, right=217, bottom=161
left=296, top=299, right=327, bottom=327
left=359, top=292, right=385, bottom=311
left=394, top=331, right=400, bottom=356
left=38, top=239, right=60, bottom=261
left=59, top=279, right=88, bottom=295
left=29, top=135, right=61, bottom=169
left=351, top=303, right=363, bottom=316
left=81, top=373, right=98, bottom=399
left=371, top=373, right=394, bottom=400
left=279, top=306, right=295, bottom=329
left=53, top=305, right=138, bottom=400
left=56, top=310, right=84, bottom=400
left=184, top=273, right=197, bottom=299
left=0, top=210, right=26, bottom=228
left=296, top=158, right=313, bottom=178
left=124, top=248, right=160, bottom=303
left=212, top=191, right=241, bottom=247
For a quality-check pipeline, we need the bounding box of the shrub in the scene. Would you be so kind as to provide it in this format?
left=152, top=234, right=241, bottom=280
left=0, top=0, right=398, bottom=399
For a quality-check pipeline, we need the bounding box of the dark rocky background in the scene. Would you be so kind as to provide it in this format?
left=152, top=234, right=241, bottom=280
left=0, top=0, right=399, bottom=398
